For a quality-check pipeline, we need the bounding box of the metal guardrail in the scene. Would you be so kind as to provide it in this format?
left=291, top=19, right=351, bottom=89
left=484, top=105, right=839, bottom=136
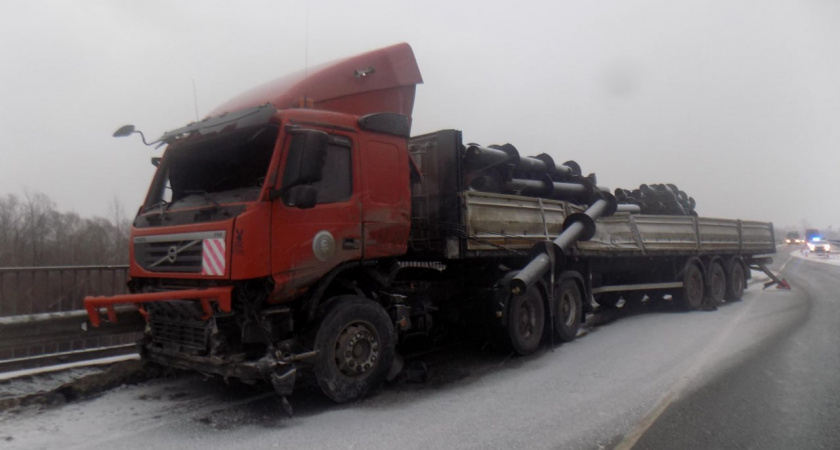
left=0, top=265, right=137, bottom=367
left=0, top=307, right=144, bottom=373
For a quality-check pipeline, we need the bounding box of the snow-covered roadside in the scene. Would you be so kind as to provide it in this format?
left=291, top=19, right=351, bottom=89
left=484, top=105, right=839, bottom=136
left=788, top=248, right=840, bottom=266
left=0, top=354, right=139, bottom=382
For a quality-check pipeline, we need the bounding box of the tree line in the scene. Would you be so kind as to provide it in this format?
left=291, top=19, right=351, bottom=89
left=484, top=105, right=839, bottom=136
left=0, top=190, right=131, bottom=267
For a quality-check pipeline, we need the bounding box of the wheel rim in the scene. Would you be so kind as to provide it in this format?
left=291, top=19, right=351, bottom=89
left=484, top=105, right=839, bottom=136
left=334, top=322, right=380, bottom=378
left=560, top=291, right=577, bottom=327
left=518, top=296, right=539, bottom=340
left=686, top=267, right=704, bottom=307
left=711, top=265, right=726, bottom=300
left=733, top=265, right=745, bottom=297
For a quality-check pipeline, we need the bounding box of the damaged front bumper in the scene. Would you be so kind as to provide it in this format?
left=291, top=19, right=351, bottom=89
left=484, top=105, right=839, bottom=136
left=84, top=286, right=234, bottom=327
left=141, top=344, right=305, bottom=396
left=84, top=286, right=314, bottom=396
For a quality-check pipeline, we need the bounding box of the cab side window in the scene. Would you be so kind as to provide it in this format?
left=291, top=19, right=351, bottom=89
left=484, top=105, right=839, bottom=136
left=312, top=140, right=352, bottom=204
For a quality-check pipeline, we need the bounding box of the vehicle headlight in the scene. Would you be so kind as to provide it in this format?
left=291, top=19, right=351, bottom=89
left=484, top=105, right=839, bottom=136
left=808, top=243, right=816, bottom=251
left=826, top=244, right=831, bottom=251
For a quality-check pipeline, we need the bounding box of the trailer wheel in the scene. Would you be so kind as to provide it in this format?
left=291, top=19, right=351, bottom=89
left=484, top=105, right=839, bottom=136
left=724, top=261, right=746, bottom=302
left=707, top=261, right=726, bottom=305
left=313, top=296, right=395, bottom=403
left=553, top=279, right=582, bottom=342
left=675, top=263, right=704, bottom=310
left=506, top=285, right=545, bottom=355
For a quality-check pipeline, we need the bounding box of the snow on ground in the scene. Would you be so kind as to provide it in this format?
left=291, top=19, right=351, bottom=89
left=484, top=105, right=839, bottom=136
left=0, top=354, right=139, bottom=383
left=787, top=247, right=840, bottom=266
left=0, top=282, right=806, bottom=450
left=0, top=364, right=114, bottom=401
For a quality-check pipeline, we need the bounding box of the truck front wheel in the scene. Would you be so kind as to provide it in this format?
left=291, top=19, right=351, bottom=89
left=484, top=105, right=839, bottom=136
left=313, top=296, right=395, bottom=403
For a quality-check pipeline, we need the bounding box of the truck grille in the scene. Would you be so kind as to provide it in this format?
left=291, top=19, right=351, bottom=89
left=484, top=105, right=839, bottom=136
left=146, top=301, right=212, bottom=354
left=134, top=231, right=225, bottom=273
left=149, top=317, right=210, bottom=353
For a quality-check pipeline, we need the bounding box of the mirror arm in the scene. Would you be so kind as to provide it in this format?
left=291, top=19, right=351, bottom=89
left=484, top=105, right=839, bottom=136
left=134, top=130, right=156, bottom=146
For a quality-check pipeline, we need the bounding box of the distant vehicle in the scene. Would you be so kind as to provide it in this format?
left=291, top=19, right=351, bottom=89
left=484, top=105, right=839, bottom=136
left=785, top=231, right=803, bottom=245
left=805, top=228, right=831, bottom=254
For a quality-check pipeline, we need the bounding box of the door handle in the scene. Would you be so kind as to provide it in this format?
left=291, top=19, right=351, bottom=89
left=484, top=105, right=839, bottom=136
left=342, top=238, right=361, bottom=250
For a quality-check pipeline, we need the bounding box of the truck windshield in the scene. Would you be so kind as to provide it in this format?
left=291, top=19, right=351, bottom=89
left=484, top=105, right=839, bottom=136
left=145, top=124, right=278, bottom=212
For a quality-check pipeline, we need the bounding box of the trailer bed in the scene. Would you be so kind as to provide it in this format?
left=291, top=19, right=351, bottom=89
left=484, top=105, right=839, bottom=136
left=461, top=191, right=775, bottom=258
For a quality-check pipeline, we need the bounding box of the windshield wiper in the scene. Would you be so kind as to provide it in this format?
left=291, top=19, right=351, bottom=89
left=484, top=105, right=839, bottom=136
left=145, top=200, right=172, bottom=221
left=183, top=190, right=229, bottom=216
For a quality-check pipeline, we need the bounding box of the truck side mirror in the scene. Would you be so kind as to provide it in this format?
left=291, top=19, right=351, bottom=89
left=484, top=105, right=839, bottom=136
left=285, top=185, right=318, bottom=209
left=283, top=130, right=329, bottom=187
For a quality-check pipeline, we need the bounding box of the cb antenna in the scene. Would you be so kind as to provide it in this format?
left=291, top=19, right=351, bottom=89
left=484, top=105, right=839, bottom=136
left=192, top=78, right=199, bottom=121
left=305, top=2, right=310, bottom=78
left=302, top=1, right=310, bottom=108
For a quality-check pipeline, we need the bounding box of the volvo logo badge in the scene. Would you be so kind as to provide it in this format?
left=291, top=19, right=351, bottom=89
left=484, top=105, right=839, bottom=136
left=167, top=245, right=178, bottom=263
left=312, top=231, right=336, bottom=262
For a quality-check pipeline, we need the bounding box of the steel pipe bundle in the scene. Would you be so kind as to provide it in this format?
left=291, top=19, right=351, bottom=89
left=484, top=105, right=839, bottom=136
left=462, top=142, right=605, bottom=204
left=464, top=144, right=582, bottom=181
left=614, top=183, right=697, bottom=216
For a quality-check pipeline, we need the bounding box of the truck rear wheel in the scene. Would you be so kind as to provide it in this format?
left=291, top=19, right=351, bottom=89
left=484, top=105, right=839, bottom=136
left=313, top=296, right=395, bottom=403
left=553, top=279, right=582, bottom=342
left=675, top=263, right=704, bottom=310
left=724, top=261, right=746, bottom=302
left=506, top=285, right=545, bottom=355
left=707, top=261, right=726, bottom=305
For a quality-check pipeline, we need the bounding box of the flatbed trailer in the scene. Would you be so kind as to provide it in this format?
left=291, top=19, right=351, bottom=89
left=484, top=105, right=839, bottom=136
left=406, top=129, right=775, bottom=316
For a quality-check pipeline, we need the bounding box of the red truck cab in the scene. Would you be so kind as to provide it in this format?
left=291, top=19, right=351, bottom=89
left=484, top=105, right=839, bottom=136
left=86, top=44, right=422, bottom=402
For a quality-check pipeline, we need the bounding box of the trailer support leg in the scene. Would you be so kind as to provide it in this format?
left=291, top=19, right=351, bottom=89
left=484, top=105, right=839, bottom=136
left=750, top=262, right=791, bottom=290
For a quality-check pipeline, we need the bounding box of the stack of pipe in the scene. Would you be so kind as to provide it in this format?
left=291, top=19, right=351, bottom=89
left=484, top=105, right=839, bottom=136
left=462, top=142, right=643, bottom=215
left=614, top=183, right=697, bottom=216
left=463, top=143, right=599, bottom=205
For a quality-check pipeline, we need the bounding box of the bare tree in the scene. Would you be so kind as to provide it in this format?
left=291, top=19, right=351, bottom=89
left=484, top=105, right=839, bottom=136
left=0, top=189, right=133, bottom=267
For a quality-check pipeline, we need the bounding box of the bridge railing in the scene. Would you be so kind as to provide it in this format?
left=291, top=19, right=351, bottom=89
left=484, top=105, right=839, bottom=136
left=0, top=265, right=141, bottom=370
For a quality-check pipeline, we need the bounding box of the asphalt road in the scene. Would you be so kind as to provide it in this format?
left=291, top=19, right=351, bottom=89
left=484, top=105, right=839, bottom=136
left=629, top=252, right=840, bottom=449
left=1, top=251, right=835, bottom=449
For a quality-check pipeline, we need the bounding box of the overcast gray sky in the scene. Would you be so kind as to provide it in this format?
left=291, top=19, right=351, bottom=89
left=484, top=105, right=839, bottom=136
left=1, top=0, right=838, bottom=230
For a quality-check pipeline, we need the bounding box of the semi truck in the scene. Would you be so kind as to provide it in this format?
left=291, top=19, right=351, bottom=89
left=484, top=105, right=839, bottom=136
left=85, top=43, right=776, bottom=404
left=785, top=231, right=803, bottom=245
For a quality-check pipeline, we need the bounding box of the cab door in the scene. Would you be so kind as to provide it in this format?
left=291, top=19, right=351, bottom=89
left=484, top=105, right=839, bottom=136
left=270, top=130, right=362, bottom=300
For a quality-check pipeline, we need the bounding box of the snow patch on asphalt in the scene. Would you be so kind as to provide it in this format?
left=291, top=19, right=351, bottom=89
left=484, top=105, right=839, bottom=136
left=788, top=248, right=840, bottom=266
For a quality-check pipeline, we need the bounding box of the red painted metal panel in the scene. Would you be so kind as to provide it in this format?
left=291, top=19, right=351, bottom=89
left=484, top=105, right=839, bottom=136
left=210, top=43, right=423, bottom=118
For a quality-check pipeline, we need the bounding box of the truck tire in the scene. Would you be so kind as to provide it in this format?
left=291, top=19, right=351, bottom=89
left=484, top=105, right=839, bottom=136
left=313, top=296, right=395, bottom=403
left=674, top=263, right=704, bottom=311
left=506, top=285, right=545, bottom=356
left=553, top=279, right=582, bottom=342
left=724, top=260, right=746, bottom=302
left=707, top=261, right=726, bottom=305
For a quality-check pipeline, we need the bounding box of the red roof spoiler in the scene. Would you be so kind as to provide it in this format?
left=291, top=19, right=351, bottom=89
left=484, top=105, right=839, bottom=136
left=210, top=43, right=423, bottom=119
